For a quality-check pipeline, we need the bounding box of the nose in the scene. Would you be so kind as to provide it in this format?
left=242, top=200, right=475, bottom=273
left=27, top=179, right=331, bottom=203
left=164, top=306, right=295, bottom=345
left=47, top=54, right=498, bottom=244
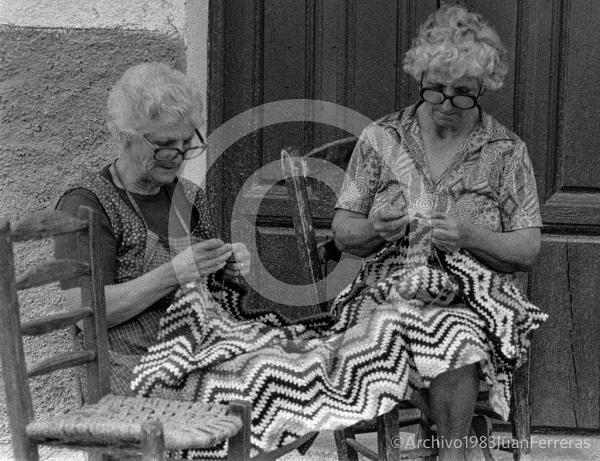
left=161, top=151, right=184, bottom=168
left=172, top=153, right=185, bottom=166
left=441, top=97, right=454, bottom=111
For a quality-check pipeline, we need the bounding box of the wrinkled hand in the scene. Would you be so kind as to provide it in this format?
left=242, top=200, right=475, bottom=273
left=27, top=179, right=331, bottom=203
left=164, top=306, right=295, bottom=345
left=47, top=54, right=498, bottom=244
left=369, top=207, right=409, bottom=242
left=429, top=212, right=471, bottom=253
left=171, top=238, right=232, bottom=284
left=225, top=242, right=251, bottom=277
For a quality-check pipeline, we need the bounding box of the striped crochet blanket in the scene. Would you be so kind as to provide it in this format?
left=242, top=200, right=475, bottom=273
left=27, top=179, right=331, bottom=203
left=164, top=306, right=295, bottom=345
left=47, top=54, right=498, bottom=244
left=131, top=218, right=547, bottom=457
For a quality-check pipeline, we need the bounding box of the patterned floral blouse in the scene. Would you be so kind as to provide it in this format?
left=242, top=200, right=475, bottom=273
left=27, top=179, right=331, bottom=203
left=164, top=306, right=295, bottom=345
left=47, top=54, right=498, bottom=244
left=336, top=104, right=542, bottom=235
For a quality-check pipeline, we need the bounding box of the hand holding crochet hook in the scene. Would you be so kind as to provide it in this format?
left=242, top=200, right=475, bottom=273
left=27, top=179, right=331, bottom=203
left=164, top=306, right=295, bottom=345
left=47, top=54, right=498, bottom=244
left=369, top=189, right=410, bottom=242
left=428, top=212, right=471, bottom=254
left=171, top=239, right=251, bottom=283
left=370, top=187, right=471, bottom=254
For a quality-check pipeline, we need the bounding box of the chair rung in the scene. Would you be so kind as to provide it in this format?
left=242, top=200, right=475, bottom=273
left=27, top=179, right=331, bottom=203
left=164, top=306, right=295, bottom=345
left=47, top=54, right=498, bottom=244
left=490, top=437, right=519, bottom=452
left=398, top=416, right=423, bottom=428
left=397, top=448, right=439, bottom=459
left=395, top=400, right=419, bottom=410
left=346, top=438, right=378, bottom=460
left=21, top=308, right=93, bottom=336
left=350, top=418, right=377, bottom=433
left=11, top=211, right=88, bottom=242
left=253, top=431, right=318, bottom=461
left=350, top=403, right=418, bottom=434
left=16, top=259, right=90, bottom=290
left=474, top=402, right=503, bottom=420
left=347, top=435, right=437, bottom=460
left=27, top=350, right=96, bottom=377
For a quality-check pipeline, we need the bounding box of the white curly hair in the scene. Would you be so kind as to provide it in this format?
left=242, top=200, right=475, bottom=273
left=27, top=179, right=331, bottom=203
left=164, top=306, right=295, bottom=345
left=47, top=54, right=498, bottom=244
left=107, top=62, right=203, bottom=137
left=403, top=4, right=508, bottom=91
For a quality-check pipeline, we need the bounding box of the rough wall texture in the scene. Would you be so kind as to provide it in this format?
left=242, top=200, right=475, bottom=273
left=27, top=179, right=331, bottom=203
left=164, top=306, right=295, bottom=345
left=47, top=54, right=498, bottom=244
left=0, top=0, right=185, bottom=35
left=0, top=25, right=186, bottom=442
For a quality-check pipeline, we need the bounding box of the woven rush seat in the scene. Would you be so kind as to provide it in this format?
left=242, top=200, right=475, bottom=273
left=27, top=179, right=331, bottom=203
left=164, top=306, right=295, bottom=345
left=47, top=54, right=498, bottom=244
left=26, top=394, right=243, bottom=450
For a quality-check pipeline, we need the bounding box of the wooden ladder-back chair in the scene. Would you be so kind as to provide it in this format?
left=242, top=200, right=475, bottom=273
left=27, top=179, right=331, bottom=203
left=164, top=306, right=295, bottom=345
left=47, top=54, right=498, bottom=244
left=281, top=140, right=534, bottom=461
left=0, top=207, right=252, bottom=461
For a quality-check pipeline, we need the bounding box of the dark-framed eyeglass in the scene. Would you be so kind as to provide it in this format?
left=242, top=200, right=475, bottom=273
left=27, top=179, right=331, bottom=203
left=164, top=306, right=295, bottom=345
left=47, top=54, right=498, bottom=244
left=419, top=73, right=482, bottom=110
left=142, top=129, right=207, bottom=161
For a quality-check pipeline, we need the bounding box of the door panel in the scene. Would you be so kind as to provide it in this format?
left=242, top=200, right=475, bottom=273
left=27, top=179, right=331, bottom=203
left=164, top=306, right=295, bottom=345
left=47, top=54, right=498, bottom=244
left=530, top=237, right=600, bottom=429
left=262, top=0, right=309, bottom=179
left=352, top=0, right=398, bottom=118
left=522, top=0, right=600, bottom=231
left=207, top=0, right=600, bottom=429
left=562, top=2, right=600, bottom=189
left=462, top=0, right=519, bottom=129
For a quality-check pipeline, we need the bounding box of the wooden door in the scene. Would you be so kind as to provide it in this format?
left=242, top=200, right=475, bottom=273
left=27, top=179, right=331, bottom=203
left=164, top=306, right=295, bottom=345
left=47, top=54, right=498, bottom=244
left=206, top=0, right=600, bottom=430
left=514, top=0, right=600, bottom=430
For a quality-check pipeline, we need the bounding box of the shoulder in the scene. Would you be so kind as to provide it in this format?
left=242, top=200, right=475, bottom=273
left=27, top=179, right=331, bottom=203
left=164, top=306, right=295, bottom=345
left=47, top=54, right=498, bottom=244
left=60, top=166, right=114, bottom=197
left=478, top=112, right=532, bottom=164
left=366, top=107, right=410, bottom=136
left=57, top=167, right=109, bottom=208
left=57, top=187, right=102, bottom=210
left=352, top=107, right=412, bottom=156
left=481, top=112, right=525, bottom=149
left=56, top=166, right=116, bottom=223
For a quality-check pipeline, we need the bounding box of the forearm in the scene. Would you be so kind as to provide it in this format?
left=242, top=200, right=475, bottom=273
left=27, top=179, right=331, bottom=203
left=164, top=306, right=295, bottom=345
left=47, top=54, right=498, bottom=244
left=332, top=213, right=386, bottom=257
left=65, top=261, right=179, bottom=328
left=104, top=263, right=179, bottom=327
left=463, top=225, right=541, bottom=273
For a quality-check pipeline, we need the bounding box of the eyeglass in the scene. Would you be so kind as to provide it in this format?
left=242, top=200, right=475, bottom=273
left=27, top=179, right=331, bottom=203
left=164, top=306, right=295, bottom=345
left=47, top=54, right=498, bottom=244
left=142, top=129, right=207, bottom=161
left=421, top=88, right=480, bottom=110
left=419, top=74, right=482, bottom=110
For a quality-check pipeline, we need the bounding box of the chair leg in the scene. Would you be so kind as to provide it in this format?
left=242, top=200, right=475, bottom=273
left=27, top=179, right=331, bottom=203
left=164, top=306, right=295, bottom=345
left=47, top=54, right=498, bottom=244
left=512, top=361, right=531, bottom=461
left=417, top=413, right=437, bottom=461
left=227, top=400, right=252, bottom=461
left=377, top=409, right=401, bottom=461
left=334, top=427, right=358, bottom=461
left=9, top=435, right=39, bottom=461
left=471, top=414, right=495, bottom=461
left=140, top=421, right=165, bottom=461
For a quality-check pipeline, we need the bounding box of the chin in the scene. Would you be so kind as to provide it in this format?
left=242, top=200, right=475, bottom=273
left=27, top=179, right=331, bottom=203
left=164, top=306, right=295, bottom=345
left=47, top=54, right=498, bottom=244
left=152, top=170, right=179, bottom=185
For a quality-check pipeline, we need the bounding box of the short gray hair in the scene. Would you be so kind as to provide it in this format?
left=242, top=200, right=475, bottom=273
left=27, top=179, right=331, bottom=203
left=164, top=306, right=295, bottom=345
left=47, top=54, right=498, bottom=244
left=403, top=4, right=508, bottom=91
left=107, top=62, right=203, bottom=137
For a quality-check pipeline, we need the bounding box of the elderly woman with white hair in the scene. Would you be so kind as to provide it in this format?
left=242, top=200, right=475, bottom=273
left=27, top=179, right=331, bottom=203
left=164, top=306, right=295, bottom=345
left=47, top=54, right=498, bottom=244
left=333, top=5, right=543, bottom=461
left=56, top=62, right=251, bottom=395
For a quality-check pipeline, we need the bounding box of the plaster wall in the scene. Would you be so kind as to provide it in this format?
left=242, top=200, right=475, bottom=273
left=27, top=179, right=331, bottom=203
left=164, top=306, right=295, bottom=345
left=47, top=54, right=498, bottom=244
left=0, top=0, right=186, bottom=35
left=0, top=0, right=209, bottom=444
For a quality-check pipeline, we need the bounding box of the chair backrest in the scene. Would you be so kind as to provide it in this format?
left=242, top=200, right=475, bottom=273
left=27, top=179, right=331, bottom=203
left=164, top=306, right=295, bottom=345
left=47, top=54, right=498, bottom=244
left=280, top=136, right=357, bottom=312
left=0, top=206, right=110, bottom=459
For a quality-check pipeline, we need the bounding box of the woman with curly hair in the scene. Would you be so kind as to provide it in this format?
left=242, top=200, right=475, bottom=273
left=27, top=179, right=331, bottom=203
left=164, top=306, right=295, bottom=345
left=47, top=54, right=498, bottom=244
left=333, top=5, right=543, bottom=460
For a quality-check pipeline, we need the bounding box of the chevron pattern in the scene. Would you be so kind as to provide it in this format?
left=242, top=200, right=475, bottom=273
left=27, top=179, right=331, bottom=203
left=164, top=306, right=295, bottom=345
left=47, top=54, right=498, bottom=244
left=131, top=219, right=547, bottom=458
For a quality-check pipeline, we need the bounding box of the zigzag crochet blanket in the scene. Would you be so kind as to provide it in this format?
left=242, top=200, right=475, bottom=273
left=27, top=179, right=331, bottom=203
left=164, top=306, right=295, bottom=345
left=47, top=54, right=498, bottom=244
left=131, top=219, right=548, bottom=457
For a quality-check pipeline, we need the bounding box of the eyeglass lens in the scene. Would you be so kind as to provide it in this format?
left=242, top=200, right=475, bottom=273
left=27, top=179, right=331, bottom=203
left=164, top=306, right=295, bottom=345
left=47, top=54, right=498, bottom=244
left=155, top=146, right=203, bottom=161
left=153, top=130, right=206, bottom=161
left=421, top=89, right=477, bottom=110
